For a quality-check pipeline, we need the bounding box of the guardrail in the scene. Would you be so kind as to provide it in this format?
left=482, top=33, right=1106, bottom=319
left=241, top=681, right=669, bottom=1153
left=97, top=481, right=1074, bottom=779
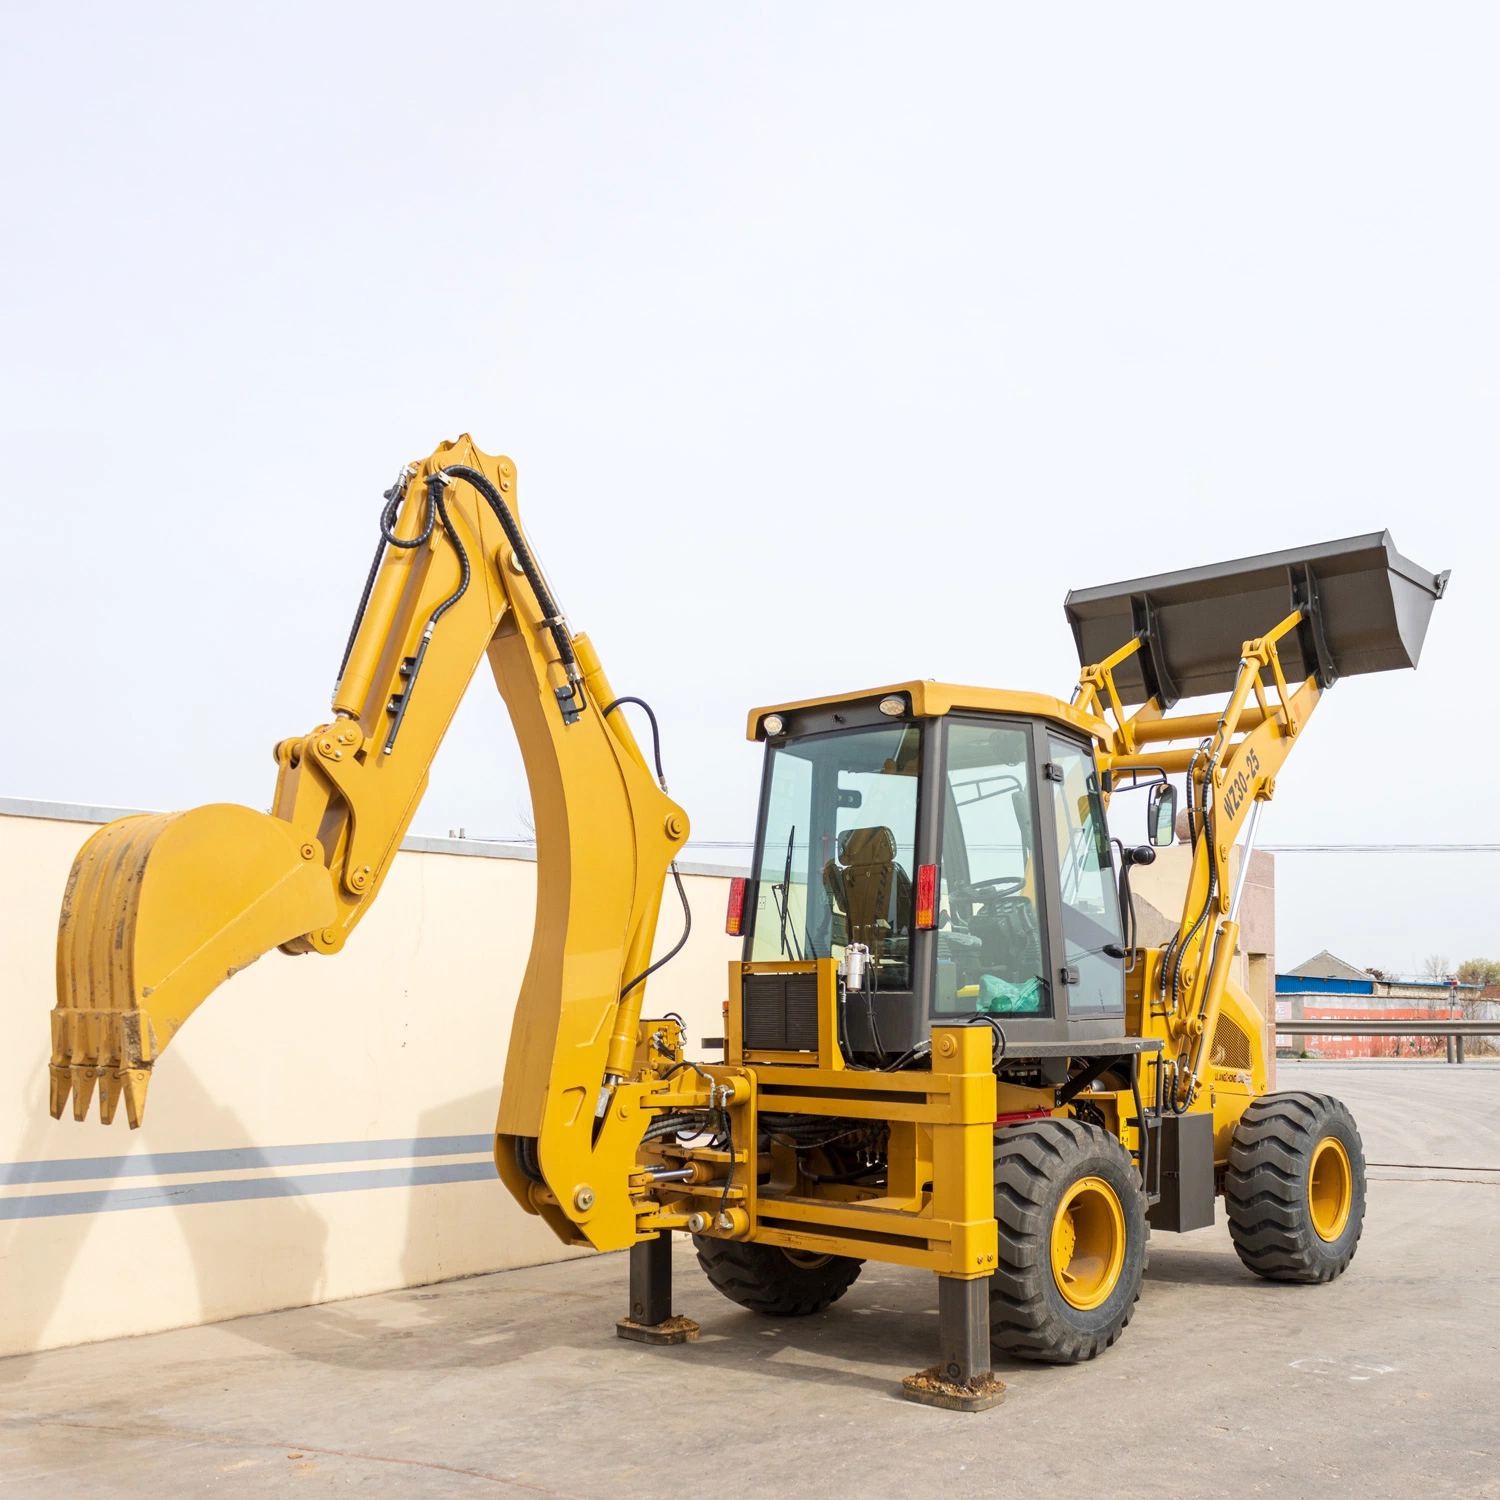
left=1272, top=1018, right=1498, bottom=1063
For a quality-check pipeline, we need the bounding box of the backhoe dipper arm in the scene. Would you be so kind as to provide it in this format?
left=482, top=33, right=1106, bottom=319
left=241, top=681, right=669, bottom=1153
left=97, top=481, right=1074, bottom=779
left=51, top=438, right=690, bottom=1248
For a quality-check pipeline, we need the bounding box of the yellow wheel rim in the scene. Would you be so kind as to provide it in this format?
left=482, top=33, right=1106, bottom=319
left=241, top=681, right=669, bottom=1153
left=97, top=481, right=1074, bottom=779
left=1308, top=1135, right=1353, bottom=1242
left=1050, top=1176, right=1126, bottom=1311
left=781, top=1250, right=832, bottom=1270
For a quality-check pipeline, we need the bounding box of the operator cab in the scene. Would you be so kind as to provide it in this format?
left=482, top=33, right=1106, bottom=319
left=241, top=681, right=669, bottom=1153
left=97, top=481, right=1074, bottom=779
left=739, top=683, right=1138, bottom=1061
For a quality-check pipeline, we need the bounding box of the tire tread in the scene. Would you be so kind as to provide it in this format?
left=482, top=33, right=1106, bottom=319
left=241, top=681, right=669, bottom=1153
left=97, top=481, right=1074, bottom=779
left=1223, top=1092, right=1365, bottom=1284
left=694, top=1237, right=863, bottom=1316
left=989, top=1118, right=1148, bottom=1365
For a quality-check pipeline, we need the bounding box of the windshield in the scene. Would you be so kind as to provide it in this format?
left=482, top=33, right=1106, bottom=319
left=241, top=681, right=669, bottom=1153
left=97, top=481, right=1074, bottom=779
left=748, top=724, right=921, bottom=990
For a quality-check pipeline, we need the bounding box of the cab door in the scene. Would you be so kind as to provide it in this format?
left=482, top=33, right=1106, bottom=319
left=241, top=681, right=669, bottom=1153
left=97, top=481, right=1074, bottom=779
left=1037, top=732, right=1127, bottom=1022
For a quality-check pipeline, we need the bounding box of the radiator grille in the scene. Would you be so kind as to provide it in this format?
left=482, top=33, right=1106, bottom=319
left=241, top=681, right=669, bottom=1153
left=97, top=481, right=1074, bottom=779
left=1210, top=1014, right=1254, bottom=1071
left=742, top=972, right=820, bottom=1052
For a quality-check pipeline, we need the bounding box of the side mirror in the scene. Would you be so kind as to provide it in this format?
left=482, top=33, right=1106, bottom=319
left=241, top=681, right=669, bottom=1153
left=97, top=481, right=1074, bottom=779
left=1147, top=783, right=1177, bottom=847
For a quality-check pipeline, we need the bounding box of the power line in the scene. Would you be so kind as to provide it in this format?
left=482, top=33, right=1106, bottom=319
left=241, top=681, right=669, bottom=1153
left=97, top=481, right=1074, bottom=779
left=1262, top=844, right=1500, bottom=853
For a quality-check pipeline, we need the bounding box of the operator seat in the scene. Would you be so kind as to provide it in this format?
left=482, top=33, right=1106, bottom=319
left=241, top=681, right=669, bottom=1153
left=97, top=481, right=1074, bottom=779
left=824, top=826, right=912, bottom=964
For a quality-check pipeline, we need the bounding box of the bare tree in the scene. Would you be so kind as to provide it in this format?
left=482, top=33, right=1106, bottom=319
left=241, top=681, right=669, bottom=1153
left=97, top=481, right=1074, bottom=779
left=1421, top=953, right=1453, bottom=982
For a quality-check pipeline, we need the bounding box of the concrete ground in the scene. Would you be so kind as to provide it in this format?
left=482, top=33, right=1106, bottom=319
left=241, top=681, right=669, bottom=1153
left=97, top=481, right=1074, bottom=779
left=3, top=1061, right=1498, bottom=1499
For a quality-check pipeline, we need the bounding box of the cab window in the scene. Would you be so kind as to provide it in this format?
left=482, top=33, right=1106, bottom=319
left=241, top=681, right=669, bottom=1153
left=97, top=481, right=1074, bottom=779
left=749, top=724, right=920, bottom=991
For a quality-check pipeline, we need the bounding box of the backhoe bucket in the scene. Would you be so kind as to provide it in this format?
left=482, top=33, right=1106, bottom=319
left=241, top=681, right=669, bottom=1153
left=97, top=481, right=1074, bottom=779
left=1064, top=531, right=1449, bottom=707
left=51, top=804, right=336, bottom=1127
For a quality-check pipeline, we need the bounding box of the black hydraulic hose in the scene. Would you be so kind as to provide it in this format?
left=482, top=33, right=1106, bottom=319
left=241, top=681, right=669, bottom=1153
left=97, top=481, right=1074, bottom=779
left=383, top=476, right=473, bottom=754
left=1168, top=1055, right=1191, bottom=1115
left=1170, top=748, right=1221, bottom=1101
left=659, top=1059, right=714, bottom=1085
left=603, top=696, right=693, bottom=1000
left=969, top=1014, right=1008, bottom=1068
left=380, top=477, right=436, bottom=550
left=1163, top=744, right=1218, bottom=1018
left=438, top=463, right=579, bottom=681
left=802, top=1161, right=888, bottom=1185
left=334, top=466, right=415, bottom=700
left=601, top=696, right=666, bottom=785
left=641, top=1112, right=707, bottom=1143
left=881, top=1039, right=932, bottom=1073
left=1156, top=745, right=1208, bottom=1013
left=716, top=1144, right=737, bottom=1227
left=1130, top=1061, right=1149, bottom=1187
left=426, top=478, right=472, bottom=626
left=618, top=854, right=692, bottom=1001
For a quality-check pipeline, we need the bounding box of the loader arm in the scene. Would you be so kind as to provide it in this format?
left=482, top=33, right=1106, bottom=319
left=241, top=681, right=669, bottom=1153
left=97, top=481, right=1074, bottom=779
left=1069, top=533, right=1448, bottom=1108
left=1078, top=610, right=1318, bottom=1104
left=51, top=436, right=690, bottom=1248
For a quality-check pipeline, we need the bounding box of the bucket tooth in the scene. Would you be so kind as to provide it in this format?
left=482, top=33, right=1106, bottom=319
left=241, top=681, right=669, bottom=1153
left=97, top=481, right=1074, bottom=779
left=70, top=1064, right=100, bottom=1122
left=48, top=1063, right=71, bottom=1121
left=99, top=1069, right=126, bottom=1126
left=47, top=1009, right=74, bottom=1119
left=121, top=1068, right=151, bottom=1131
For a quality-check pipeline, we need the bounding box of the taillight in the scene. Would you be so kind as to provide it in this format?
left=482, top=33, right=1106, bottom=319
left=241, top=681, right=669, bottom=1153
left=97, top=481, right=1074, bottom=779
left=915, top=863, right=938, bottom=929
left=725, top=877, right=748, bottom=936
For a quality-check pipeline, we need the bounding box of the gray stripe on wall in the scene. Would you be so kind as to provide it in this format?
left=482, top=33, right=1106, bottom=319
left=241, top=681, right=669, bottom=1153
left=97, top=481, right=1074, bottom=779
left=0, top=1160, right=498, bottom=1220
left=0, top=1135, right=494, bottom=1186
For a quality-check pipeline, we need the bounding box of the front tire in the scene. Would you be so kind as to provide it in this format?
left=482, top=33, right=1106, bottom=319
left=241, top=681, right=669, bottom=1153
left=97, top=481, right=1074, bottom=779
left=1224, top=1092, right=1365, bottom=1283
left=990, top=1119, right=1148, bottom=1364
left=693, top=1236, right=864, bottom=1316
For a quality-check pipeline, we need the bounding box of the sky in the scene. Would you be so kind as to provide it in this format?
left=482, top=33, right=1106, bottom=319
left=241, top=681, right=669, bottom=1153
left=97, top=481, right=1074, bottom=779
left=1, top=4, right=1496, bottom=977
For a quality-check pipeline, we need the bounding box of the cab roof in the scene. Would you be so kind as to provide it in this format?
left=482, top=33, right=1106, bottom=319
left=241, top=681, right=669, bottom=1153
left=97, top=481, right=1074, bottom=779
left=745, top=681, right=1109, bottom=743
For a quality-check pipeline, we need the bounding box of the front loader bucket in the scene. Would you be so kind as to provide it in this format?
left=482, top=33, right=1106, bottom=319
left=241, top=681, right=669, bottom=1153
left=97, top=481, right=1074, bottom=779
left=1064, top=531, right=1449, bottom=706
left=51, top=804, right=336, bottom=1127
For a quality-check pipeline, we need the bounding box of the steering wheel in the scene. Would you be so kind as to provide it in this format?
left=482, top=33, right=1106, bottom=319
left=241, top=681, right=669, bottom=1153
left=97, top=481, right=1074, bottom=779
left=954, top=875, right=1026, bottom=899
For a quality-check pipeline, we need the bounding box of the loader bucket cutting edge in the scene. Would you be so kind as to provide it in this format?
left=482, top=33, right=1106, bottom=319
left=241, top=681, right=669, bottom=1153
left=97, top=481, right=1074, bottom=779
left=1064, top=531, right=1448, bottom=707
left=50, top=804, right=337, bottom=1127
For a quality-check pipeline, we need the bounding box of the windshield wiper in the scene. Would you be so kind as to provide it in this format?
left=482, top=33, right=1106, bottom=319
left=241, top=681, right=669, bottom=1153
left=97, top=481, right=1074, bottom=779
left=772, top=826, right=804, bottom=960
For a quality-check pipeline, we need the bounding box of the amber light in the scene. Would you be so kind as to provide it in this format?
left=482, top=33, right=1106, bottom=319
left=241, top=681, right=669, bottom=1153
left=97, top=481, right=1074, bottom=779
left=915, top=863, right=938, bottom=929
left=725, top=877, right=748, bottom=936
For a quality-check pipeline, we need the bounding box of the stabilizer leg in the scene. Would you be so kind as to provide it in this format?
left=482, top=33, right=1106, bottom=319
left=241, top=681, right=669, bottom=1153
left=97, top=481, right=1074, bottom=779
left=616, top=1232, right=699, bottom=1345
left=902, top=1274, right=1006, bottom=1412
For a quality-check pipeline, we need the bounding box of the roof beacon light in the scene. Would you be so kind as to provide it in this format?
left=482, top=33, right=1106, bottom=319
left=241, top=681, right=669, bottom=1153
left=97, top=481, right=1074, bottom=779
left=878, top=696, right=905, bottom=717
left=725, top=877, right=748, bottom=936
left=915, top=863, right=938, bottom=929
left=762, top=714, right=785, bottom=737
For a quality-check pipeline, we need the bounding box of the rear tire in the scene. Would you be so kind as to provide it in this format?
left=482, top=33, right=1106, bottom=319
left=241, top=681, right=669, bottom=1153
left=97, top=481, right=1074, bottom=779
left=990, top=1118, right=1148, bottom=1364
left=1224, top=1092, right=1365, bottom=1283
left=693, top=1237, right=863, bottom=1316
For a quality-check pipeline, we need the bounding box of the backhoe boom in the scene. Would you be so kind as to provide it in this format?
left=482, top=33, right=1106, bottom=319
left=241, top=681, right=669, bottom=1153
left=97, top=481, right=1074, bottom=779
left=50, top=437, right=689, bottom=1250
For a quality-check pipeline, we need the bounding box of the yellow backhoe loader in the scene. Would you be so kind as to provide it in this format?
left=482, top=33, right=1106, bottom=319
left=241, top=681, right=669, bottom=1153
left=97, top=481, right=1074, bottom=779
left=50, top=437, right=1447, bottom=1410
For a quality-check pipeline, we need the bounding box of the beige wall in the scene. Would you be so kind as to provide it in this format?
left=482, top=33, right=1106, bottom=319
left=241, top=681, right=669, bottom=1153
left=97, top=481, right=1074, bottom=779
left=0, top=806, right=740, bottom=1358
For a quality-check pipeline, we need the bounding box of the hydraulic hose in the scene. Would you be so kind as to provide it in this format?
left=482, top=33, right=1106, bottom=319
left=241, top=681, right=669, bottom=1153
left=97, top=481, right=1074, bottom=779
left=381, top=475, right=473, bottom=754
left=438, top=463, right=580, bottom=684
left=603, top=696, right=693, bottom=1000
left=333, top=465, right=415, bottom=705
